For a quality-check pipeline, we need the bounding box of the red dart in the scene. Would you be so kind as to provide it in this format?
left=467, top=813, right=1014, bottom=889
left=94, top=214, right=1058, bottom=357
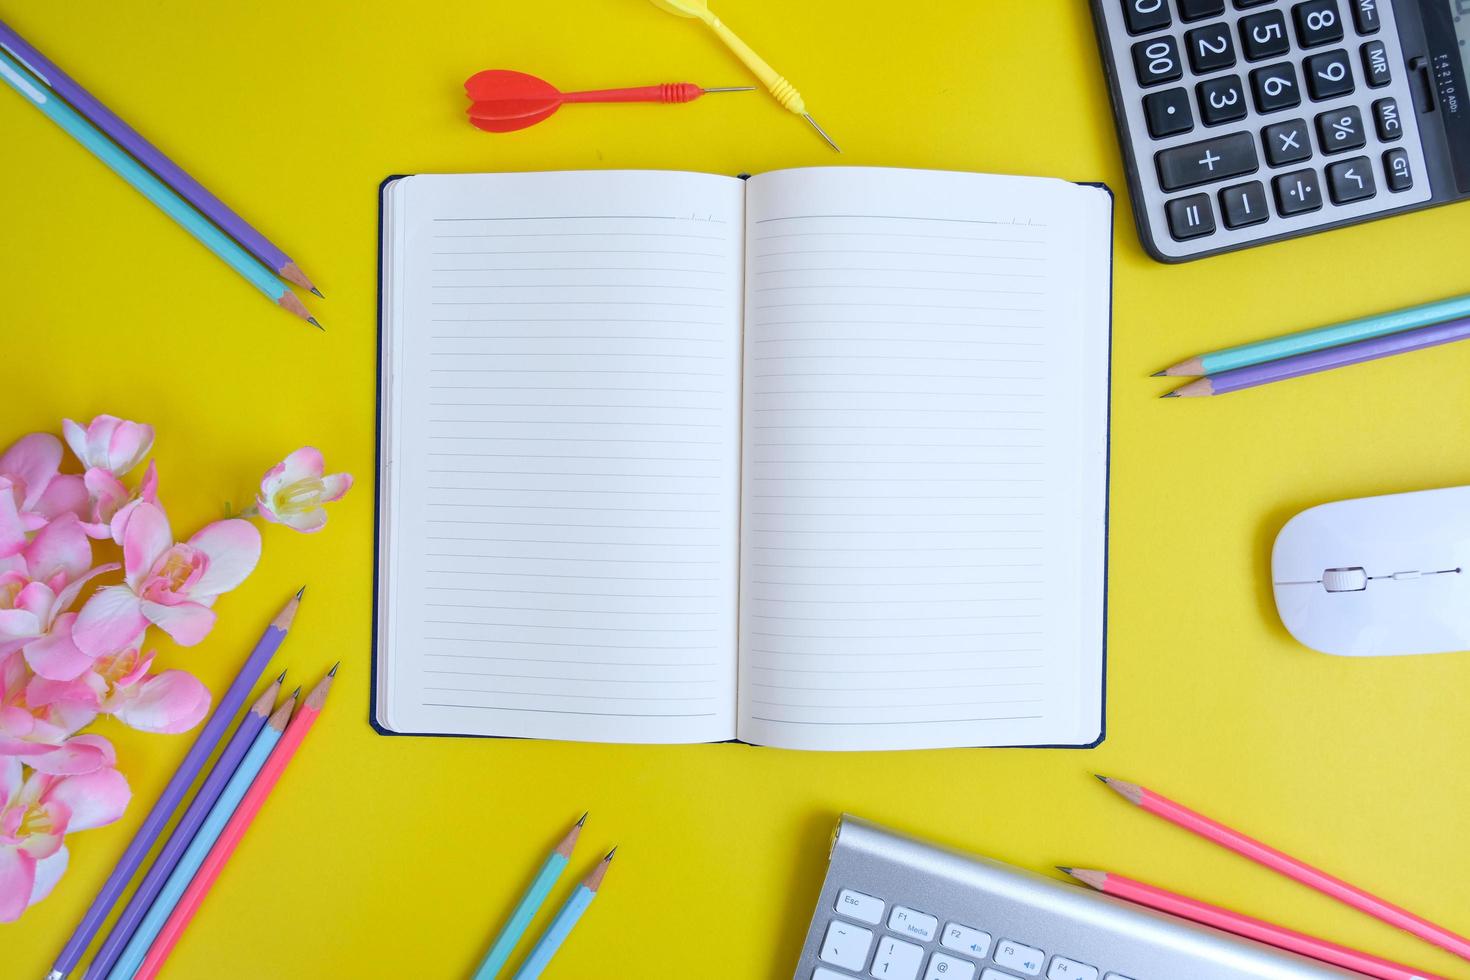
left=464, top=69, right=753, bottom=132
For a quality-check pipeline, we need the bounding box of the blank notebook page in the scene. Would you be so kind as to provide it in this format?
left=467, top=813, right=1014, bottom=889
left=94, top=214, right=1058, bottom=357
left=736, top=167, right=1111, bottom=751
left=378, top=171, right=744, bottom=743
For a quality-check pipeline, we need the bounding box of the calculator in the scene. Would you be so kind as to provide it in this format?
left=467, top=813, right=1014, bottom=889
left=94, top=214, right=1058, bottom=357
left=1089, top=0, right=1470, bottom=261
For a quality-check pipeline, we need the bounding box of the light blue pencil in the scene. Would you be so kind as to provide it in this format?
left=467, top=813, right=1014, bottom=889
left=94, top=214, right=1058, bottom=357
left=0, top=49, right=318, bottom=327
left=105, top=691, right=296, bottom=980
left=510, top=849, right=615, bottom=980
left=472, top=814, right=586, bottom=980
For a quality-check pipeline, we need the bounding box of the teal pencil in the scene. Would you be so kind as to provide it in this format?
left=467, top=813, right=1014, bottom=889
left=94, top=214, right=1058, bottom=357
left=1157, top=292, right=1470, bottom=376
left=0, top=50, right=319, bottom=328
left=472, top=815, right=586, bottom=980
left=510, top=848, right=615, bottom=980
left=103, top=690, right=296, bottom=980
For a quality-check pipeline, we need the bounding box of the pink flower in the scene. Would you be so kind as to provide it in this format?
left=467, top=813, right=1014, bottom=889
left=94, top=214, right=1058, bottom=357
left=256, top=447, right=352, bottom=533
left=0, top=434, right=87, bottom=557
left=73, top=504, right=259, bottom=656
left=0, top=753, right=129, bottom=922
left=0, top=653, right=107, bottom=775
left=79, top=460, right=160, bottom=544
left=26, top=646, right=211, bottom=735
left=0, top=515, right=118, bottom=680
left=62, top=415, right=154, bottom=478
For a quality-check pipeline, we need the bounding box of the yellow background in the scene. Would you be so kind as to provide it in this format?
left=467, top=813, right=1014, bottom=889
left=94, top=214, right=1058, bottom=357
left=3, top=1, right=1470, bottom=977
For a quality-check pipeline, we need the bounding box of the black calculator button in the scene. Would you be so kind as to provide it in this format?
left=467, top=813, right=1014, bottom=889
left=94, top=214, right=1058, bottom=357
left=1156, top=132, right=1259, bottom=190
left=1263, top=118, right=1313, bottom=165
left=1180, top=0, right=1228, bottom=20
left=1144, top=87, right=1196, bottom=137
left=1373, top=97, right=1403, bottom=141
left=1305, top=50, right=1355, bottom=100
left=1351, top=0, right=1381, bottom=34
left=1235, top=0, right=1276, bottom=7
left=1316, top=105, right=1366, bottom=152
left=1250, top=63, right=1302, bottom=112
left=1197, top=75, right=1248, bottom=125
left=1240, top=11, right=1291, bottom=61
left=1273, top=168, right=1325, bottom=215
left=1186, top=23, right=1237, bottom=73
left=1294, top=0, right=1345, bottom=48
left=1122, top=0, right=1172, bottom=34
left=1326, top=156, right=1377, bottom=203
left=1166, top=194, right=1217, bottom=240
left=1132, top=36, right=1184, bottom=87
left=1219, top=181, right=1270, bottom=227
left=1361, top=41, right=1391, bottom=87
left=1383, top=148, right=1413, bottom=191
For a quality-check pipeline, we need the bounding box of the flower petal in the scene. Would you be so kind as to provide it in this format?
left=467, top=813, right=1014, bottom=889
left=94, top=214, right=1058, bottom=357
left=50, top=562, right=120, bottom=619
left=0, top=845, right=37, bottom=922
left=0, top=434, right=62, bottom=511
left=122, top=503, right=172, bottom=590
left=105, top=421, right=154, bottom=476
left=72, top=586, right=148, bottom=658
left=139, top=600, right=216, bottom=646
left=279, top=508, right=328, bottom=533
left=187, top=519, right=261, bottom=597
left=318, top=472, right=353, bottom=504
left=276, top=446, right=325, bottom=485
left=34, top=474, right=88, bottom=524
left=0, top=482, right=26, bottom=558
left=22, top=614, right=96, bottom=681
left=114, top=670, right=212, bottom=733
left=23, top=513, right=91, bottom=584
left=0, top=608, right=42, bottom=641
left=27, top=845, right=68, bottom=909
left=24, top=733, right=109, bottom=775
left=48, top=765, right=130, bottom=831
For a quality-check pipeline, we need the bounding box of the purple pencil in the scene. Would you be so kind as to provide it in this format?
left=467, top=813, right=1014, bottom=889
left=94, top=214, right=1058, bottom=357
left=0, top=18, right=320, bottom=296
left=80, top=674, right=284, bottom=980
left=1166, top=315, right=1470, bottom=397
left=44, top=588, right=304, bottom=980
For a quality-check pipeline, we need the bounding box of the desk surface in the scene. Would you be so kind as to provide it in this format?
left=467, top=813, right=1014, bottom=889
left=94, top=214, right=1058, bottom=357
left=3, top=2, right=1469, bottom=977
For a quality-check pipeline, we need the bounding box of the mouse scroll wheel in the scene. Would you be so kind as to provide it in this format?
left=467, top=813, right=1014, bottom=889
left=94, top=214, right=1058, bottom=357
left=1322, top=567, right=1368, bottom=593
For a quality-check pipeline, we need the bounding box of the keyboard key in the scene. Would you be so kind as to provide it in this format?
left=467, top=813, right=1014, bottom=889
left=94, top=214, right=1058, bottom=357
left=1294, top=0, right=1344, bottom=47
left=941, top=923, right=992, bottom=959
left=1263, top=117, right=1313, bottom=164
left=1384, top=147, right=1413, bottom=190
left=1132, top=36, right=1183, bottom=86
left=1197, top=75, right=1247, bottom=125
left=994, top=940, right=1046, bottom=976
left=1250, top=62, right=1301, bottom=112
left=1186, top=23, right=1237, bottom=72
left=1240, top=10, right=1290, bottom=60
left=1167, top=193, right=1217, bottom=240
left=1219, top=180, right=1269, bottom=227
left=1179, top=0, right=1227, bottom=20
left=817, top=970, right=859, bottom=980
left=1273, top=167, right=1324, bottom=215
left=822, top=921, right=874, bottom=971
left=1047, top=958, right=1100, bottom=980
left=1316, top=105, right=1365, bottom=152
left=871, top=937, right=925, bottom=980
left=1144, top=87, right=1194, bottom=137
left=1121, top=0, right=1171, bottom=34
left=836, top=889, right=885, bottom=925
left=1361, top=40, right=1390, bottom=86
left=888, top=906, right=939, bottom=942
left=1235, top=0, right=1276, bottom=6
left=1373, top=97, right=1402, bottom=140
left=1305, top=49, right=1354, bottom=99
left=925, top=953, right=978, bottom=980
left=1155, top=132, right=1258, bottom=190
left=1351, top=0, right=1381, bottom=33
left=1327, top=156, right=1376, bottom=202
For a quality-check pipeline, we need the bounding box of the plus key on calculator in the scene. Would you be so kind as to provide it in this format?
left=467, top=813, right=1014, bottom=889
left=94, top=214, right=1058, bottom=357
left=1088, top=0, right=1469, bottom=261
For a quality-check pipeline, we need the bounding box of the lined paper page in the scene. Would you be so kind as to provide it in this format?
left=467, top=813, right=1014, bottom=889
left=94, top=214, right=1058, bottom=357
left=735, top=168, right=1110, bottom=751
left=378, top=171, right=744, bottom=743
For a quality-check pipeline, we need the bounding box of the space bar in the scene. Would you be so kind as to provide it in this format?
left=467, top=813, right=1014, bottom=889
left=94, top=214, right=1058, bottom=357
left=1155, top=133, right=1259, bottom=192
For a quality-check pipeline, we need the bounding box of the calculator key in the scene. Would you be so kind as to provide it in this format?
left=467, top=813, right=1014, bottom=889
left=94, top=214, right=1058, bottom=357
left=1304, top=49, right=1355, bottom=99
left=1186, top=23, right=1237, bottom=73
left=1273, top=167, right=1325, bottom=215
left=836, top=889, right=885, bottom=925
left=1219, top=180, right=1269, bottom=227
left=1144, top=87, right=1195, bottom=137
left=1235, top=0, right=1276, bottom=6
left=1166, top=193, right=1217, bottom=239
left=1351, top=0, right=1381, bottom=33
left=822, top=921, right=874, bottom=971
left=1294, top=0, right=1344, bottom=47
left=982, top=972, right=1022, bottom=980
left=1327, top=156, right=1376, bottom=202
left=1121, top=0, right=1171, bottom=34
left=1197, top=75, right=1248, bottom=125
left=888, top=906, right=938, bottom=942
left=1047, top=958, right=1100, bottom=980
left=1240, top=10, right=1290, bottom=60
left=1263, top=117, right=1313, bottom=164
left=1179, top=0, right=1227, bottom=20
left=1316, top=105, right=1365, bottom=152
left=993, top=940, right=1046, bottom=976
left=815, top=969, right=858, bottom=980
left=1250, top=62, right=1301, bottom=112
left=925, top=953, right=978, bottom=980
left=1156, top=131, right=1258, bottom=190
left=1373, top=97, right=1402, bottom=140
left=940, top=923, right=992, bottom=959
left=871, top=937, right=925, bottom=980
left=1383, top=147, right=1413, bottom=191
left=1132, top=36, right=1183, bottom=87
left=1361, top=40, right=1390, bottom=86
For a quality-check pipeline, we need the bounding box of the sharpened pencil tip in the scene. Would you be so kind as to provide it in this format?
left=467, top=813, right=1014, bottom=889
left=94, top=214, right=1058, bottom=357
left=1056, top=866, right=1073, bottom=874
left=1151, top=370, right=1165, bottom=377
left=307, top=317, right=324, bottom=330
left=1161, top=391, right=1179, bottom=398
left=576, top=811, right=588, bottom=827
left=295, top=585, right=306, bottom=600
left=276, top=670, right=287, bottom=683
left=329, top=661, right=340, bottom=677
left=1093, top=774, right=1110, bottom=784
left=604, top=847, right=617, bottom=862
left=290, top=686, right=302, bottom=698
left=310, top=288, right=324, bottom=298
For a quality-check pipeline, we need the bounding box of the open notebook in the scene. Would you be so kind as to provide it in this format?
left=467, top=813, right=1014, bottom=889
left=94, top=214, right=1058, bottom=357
left=375, top=167, right=1112, bottom=751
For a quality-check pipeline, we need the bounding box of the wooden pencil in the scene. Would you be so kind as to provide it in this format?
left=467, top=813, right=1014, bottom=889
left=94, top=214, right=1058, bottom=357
left=511, top=848, right=616, bottom=980
left=472, top=814, right=588, bottom=980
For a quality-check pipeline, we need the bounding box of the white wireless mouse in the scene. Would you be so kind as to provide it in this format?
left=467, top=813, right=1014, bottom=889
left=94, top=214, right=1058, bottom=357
left=1271, top=486, right=1470, bottom=657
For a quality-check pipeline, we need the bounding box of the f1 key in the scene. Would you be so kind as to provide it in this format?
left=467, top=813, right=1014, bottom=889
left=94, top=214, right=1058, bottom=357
left=1155, top=132, right=1258, bottom=191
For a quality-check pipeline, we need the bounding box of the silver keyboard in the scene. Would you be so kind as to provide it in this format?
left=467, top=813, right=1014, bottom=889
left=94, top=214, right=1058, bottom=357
left=792, top=816, right=1358, bottom=980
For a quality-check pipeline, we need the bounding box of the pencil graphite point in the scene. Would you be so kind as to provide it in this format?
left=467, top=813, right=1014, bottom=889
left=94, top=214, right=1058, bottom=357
left=276, top=670, right=287, bottom=683
left=291, top=686, right=302, bottom=699
left=295, top=585, right=306, bottom=600
left=310, top=287, right=324, bottom=298
left=604, top=847, right=617, bottom=862
left=1056, top=866, right=1073, bottom=874
left=1150, top=370, right=1165, bottom=377
left=577, top=811, right=588, bottom=827
left=329, top=661, right=340, bottom=677
left=1161, top=391, right=1179, bottom=398
left=307, top=317, right=324, bottom=331
left=1094, top=774, right=1110, bottom=784
left=272, top=588, right=304, bottom=631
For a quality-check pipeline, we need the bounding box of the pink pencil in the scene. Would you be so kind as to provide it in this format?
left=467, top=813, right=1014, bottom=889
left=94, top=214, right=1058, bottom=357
left=1097, top=776, right=1470, bottom=962
left=1060, top=869, right=1446, bottom=980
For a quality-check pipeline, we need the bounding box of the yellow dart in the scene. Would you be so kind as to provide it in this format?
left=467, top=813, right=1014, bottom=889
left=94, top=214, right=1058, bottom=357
left=647, top=0, right=840, bottom=152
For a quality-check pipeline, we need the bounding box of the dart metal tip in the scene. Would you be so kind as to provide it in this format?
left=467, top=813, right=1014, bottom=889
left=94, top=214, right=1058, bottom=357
left=803, top=113, right=841, bottom=153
